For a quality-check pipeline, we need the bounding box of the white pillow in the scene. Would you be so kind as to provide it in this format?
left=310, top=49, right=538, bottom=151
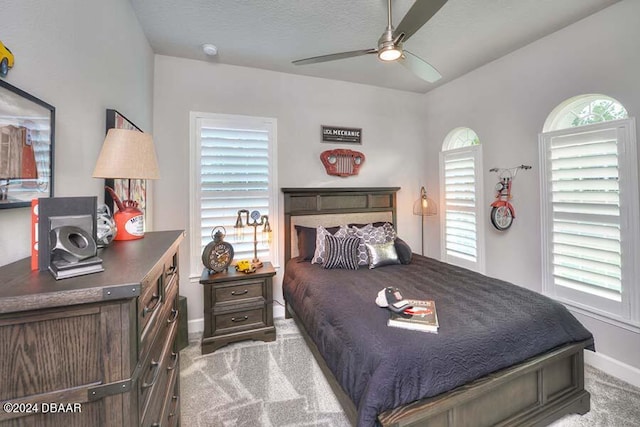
left=311, top=225, right=352, bottom=265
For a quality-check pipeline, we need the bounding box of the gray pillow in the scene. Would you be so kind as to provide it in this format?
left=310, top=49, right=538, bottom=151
left=365, top=241, right=401, bottom=269
left=394, top=237, right=413, bottom=264
left=295, top=225, right=339, bottom=261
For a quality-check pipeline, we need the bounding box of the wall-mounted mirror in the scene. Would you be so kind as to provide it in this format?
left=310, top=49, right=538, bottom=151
left=0, top=79, right=55, bottom=208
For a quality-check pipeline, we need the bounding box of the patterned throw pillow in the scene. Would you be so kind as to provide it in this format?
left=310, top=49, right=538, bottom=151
left=351, top=223, right=397, bottom=265
left=323, top=235, right=360, bottom=270
left=311, top=225, right=351, bottom=265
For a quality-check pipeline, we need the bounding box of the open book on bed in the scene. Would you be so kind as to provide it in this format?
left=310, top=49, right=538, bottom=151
left=387, top=299, right=439, bottom=333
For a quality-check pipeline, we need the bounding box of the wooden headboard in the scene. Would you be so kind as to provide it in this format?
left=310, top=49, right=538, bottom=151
left=281, top=187, right=400, bottom=262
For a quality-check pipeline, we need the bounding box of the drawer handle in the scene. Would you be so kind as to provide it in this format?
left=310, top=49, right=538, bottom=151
left=168, top=394, right=180, bottom=419
left=231, top=315, right=249, bottom=323
left=167, top=352, right=179, bottom=371
left=141, top=360, right=160, bottom=389
left=166, top=265, right=177, bottom=276
left=142, top=294, right=161, bottom=317
left=231, top=289, right=248, bottom=296
left=167, top=308, right=179, bottom=324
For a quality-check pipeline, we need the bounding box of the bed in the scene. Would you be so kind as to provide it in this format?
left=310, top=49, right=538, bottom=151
left=281, top=187, right=594, bottom=427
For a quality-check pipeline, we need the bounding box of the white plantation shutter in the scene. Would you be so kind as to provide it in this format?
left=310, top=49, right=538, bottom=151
left=190, top=114, right=278, bottom=275
left=540, top=118, right=639, bottom=323
left=440, top=145, right=484, bottom=272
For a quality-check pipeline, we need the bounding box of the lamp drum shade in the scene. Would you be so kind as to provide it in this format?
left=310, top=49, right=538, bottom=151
left=92, top=129, right=160, bottom=180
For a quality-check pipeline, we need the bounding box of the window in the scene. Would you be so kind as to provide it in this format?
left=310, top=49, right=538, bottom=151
left=439, top=128, right=485, bottom=272
left=189, top=113, right=278, bottom=276
left=540, top=95, right=639, bottom=327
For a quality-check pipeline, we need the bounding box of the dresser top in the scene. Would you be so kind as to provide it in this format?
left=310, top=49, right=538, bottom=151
left=0, top=230, right=184, bottom=314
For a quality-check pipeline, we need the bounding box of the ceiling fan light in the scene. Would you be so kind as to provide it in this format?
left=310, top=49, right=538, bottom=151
left=378, top=46, right=402, bottom=61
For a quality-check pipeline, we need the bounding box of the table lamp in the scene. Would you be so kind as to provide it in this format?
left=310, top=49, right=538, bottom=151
left=92, top=128, right=160, bottom=240
left=233, top=209, right=271, bottom=268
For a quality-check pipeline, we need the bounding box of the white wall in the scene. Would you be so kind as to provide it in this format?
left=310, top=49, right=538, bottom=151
left=0, top=0, right=154, bottom=265
left=152, top=55, right=428, bottom=326
left=421, top=0, right=640, bottom=376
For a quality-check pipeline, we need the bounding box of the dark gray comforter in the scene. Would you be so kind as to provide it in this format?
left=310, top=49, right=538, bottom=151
left=282, top=255, right=594, bottom=427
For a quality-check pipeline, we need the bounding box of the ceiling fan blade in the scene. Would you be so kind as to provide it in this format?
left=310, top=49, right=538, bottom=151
left=393, top=0, right=447, bottom=42
left=398, top=50, right=442, bottom=83
left=293, top=49, right=377, bottom=66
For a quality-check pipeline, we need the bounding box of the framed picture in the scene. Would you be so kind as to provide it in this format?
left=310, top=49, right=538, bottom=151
left=104, top=109, right=147, bottom=222
left=0, top=79, right=55, bottom=209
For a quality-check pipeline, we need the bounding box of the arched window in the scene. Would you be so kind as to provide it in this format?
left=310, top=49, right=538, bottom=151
left=439, top=127, right=484, bottom=272
left=539, top=94, right=638, bottom=326
left=442, top=127, right=480, bottom=150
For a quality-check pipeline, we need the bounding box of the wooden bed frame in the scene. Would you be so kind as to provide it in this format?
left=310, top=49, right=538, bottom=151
left=281, top=187, right=593, bottom=427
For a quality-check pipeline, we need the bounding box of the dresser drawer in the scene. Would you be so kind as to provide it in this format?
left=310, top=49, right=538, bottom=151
left=139, top=270, right=163, bottom=334
left=166, top=376, right=180, bottom=427
left=140, top=273, right=179, bottom=361
left=153, top=360, right=180, bottom=427
left=163, top=252, right=179, bottom=292
left=214, top=279, right=265, bottom=304
left=214, top=307, right=266, bottom=334
left=139, top=304, right=179, bottom=424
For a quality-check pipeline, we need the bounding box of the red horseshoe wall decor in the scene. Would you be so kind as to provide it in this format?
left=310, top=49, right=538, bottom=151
left=320, top=149, right=365, bottom=177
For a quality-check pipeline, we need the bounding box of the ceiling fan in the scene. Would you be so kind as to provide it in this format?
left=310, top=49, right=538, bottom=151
left=292, top=0, right=447, bottom=83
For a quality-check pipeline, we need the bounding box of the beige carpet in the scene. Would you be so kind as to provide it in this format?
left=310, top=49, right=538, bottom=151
left=180, top=319, right=640, bottom=426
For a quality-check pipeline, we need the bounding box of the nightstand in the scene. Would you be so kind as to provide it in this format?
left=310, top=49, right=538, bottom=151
left=199, top=262, right=276, bottom=354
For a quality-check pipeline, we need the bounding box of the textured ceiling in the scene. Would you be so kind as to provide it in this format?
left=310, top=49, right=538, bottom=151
left=130, top=0, right=620, bottom=93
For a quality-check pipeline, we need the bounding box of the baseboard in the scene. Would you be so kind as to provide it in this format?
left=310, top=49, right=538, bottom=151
left=273, top=304, right=285, bottom=319
left=188, top=318, right=204, bottom=334
left=585, top=350, right=640, bottom=389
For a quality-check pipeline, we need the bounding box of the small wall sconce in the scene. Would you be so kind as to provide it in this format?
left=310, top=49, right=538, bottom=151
left=234, top=209, right=271, bottom=268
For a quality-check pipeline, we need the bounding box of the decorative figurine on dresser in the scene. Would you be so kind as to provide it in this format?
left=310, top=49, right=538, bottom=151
left=0, top=230, right=184, bottom=427
left=199, top=222, right=276, bottom=354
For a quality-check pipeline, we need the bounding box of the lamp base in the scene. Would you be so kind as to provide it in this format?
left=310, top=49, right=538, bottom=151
left=113, top=205, right=145, bottom=241
left=251, top=260, right=263, bottom=269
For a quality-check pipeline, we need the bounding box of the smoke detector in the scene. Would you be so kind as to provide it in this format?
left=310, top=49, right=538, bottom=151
left=202, top=44, right=218, bottom=56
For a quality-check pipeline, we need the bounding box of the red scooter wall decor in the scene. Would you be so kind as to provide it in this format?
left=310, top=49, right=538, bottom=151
left=489, top=164, right=531, bottom=231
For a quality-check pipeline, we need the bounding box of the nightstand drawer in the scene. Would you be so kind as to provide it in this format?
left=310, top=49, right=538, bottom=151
left=214, top=280, right=264, bottom=304
left=214, top=307, right=265, bottom=333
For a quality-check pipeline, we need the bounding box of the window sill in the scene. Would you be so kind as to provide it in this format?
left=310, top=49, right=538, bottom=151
left=552, top=296, right=640, bottom=334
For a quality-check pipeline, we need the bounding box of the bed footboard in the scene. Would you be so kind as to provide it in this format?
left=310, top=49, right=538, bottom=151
left=286, top=301, right=592, bottom=427
left=379, top=338, right=591, bottom=427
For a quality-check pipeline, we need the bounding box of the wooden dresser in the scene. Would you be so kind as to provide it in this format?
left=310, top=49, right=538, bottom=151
left=200, top=262, right=276, bottom=354
left=0, top=230, right=184, bottom=427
